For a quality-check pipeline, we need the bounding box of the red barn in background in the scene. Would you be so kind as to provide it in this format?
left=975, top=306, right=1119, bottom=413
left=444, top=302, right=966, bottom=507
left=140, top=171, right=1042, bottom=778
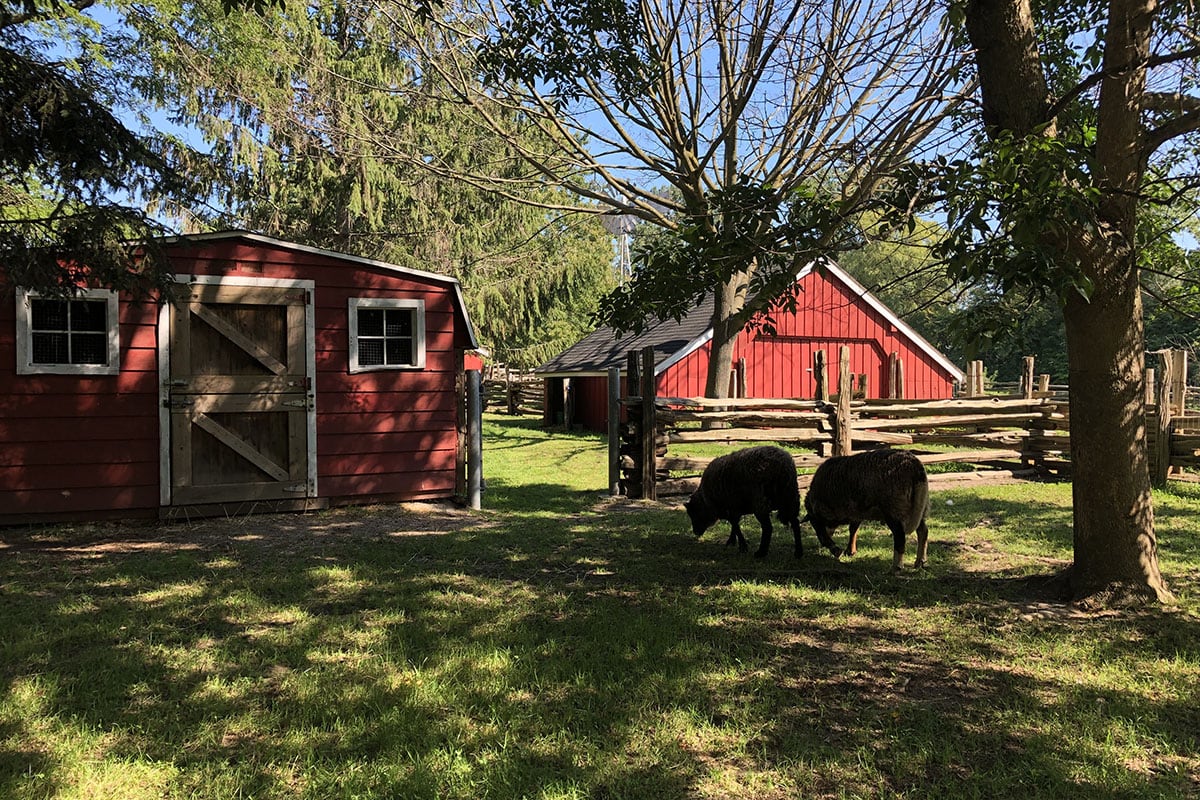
left=0, top=231, right=481, bottom=524
left=536, top=261, right=963, bottom=432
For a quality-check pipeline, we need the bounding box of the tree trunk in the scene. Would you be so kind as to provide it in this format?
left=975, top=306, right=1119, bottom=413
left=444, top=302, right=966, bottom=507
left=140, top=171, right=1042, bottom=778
left=1062, top=254, right=1173, bottom=605
left=704, top=273, right=747, bottom=399
left=965, top=0, right=1173, bottom=605
left=1060, top=0, right=1172, bottom=605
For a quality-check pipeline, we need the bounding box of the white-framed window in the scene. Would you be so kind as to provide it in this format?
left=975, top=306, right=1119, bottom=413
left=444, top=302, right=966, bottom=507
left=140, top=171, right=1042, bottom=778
left=348, top=297, right=426, bottom=373
left=15, top=288, right=121, bottom=375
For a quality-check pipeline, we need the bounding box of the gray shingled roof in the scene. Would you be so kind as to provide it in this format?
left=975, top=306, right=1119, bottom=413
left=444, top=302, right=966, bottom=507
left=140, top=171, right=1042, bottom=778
left=535, top=294, right=716, bottom=376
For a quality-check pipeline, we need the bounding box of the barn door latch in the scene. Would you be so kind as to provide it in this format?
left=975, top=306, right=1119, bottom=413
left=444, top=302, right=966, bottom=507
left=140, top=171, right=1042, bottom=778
left=282, top=398, right=310, bottom=409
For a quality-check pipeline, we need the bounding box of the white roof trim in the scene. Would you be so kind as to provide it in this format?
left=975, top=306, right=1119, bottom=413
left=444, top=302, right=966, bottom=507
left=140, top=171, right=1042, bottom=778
left=160, top=230, right=480, bottom=349
left=640, top=260, right=963, bottom=383
left=654, top=328, right=715, bottom=376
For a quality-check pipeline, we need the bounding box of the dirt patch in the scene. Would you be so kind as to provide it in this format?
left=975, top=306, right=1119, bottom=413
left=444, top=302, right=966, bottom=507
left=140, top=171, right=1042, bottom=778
left=0, top=501, right=486, bottom=558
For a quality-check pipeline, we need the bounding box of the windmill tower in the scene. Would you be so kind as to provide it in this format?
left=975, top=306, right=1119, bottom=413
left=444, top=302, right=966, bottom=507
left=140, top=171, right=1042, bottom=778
left=601, top=212, right=637, bottom=282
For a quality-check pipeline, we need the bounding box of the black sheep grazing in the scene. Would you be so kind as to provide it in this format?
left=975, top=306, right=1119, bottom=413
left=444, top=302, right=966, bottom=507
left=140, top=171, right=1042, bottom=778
left=685, top=445, right=843, bottom=558
left=802, top=448, right=930, bottom=571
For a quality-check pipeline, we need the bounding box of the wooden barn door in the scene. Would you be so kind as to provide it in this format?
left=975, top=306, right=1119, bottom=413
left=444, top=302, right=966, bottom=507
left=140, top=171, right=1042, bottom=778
left=165, top=281, right=314, bottom=506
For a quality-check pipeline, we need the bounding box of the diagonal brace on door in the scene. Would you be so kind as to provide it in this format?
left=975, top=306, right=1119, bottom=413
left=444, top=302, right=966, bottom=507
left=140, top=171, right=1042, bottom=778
left=191, top=411, right=291, bottom=481
left=190, top=303, right=288, bottom=375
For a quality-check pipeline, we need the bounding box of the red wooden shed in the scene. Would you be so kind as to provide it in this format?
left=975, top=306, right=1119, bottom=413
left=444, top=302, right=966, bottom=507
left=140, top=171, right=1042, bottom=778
left=535, top=261, right=964, bottom=432
left=0, top=231, right=480, bottom=524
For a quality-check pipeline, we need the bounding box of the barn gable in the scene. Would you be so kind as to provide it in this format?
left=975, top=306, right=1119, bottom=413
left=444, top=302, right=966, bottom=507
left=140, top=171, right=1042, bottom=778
left=536, top=261, right=963, bottom=431
left=0, top=231, right=480, bottom=524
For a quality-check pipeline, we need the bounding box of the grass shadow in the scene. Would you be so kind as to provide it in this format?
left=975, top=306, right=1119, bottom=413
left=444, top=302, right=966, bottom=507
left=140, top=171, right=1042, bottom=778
left=2, top=415, right=1199, bottom=798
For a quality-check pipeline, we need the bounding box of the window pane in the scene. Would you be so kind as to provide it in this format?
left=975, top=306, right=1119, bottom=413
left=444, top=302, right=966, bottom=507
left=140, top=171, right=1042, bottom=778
left=71, top=333, right=108, bottom=365
left=71, top=301, right=108, bottom=332
left=359, top=338, right=384, bottom=366
left=358, top=308, right=384, bottom=337
left=386, top=338, right=413, bottom=366
left=31, top=299, right=68, bottom=331
left=31, top=332, right=69, bottom=364
left=384, top=309, right=412, bottom=337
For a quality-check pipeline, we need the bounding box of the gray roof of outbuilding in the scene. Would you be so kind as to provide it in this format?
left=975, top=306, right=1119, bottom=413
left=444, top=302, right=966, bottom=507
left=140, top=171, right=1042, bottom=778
left=535, top=294, right=716, bottom=376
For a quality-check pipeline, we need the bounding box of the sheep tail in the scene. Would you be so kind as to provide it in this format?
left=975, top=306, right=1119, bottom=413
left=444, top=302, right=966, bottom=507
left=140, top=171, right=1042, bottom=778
left=905, top=474, right=930, bottom=534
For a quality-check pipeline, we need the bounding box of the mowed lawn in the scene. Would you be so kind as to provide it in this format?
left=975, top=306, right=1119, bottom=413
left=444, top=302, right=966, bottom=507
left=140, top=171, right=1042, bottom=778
left=2, top=414, right=1199, bottom=800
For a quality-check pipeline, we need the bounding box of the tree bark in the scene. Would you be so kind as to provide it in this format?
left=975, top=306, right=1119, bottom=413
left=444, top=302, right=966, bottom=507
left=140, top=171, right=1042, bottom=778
left=965, top=0, right=1174, bottom=605
left=705, top=273, right=748, bottom=399
left=1062, top=257, right=1172, bottom=604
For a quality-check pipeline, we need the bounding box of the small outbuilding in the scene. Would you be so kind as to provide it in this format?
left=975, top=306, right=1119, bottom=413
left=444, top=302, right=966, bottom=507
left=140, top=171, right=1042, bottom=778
left=0, top=231, right=480, bottom=524
left=535, top=261, right=964, bottom=432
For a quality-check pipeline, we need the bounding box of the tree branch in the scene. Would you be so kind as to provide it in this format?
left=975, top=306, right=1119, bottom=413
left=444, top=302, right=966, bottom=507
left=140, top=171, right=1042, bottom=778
left=1045, top=45, right=1200, bottom=124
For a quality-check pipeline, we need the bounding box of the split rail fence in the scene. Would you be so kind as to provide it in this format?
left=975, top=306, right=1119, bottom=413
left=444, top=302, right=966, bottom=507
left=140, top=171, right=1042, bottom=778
left=482, top=368, right=543, bottom=416
left=611, top=346, right=1199, bottom=500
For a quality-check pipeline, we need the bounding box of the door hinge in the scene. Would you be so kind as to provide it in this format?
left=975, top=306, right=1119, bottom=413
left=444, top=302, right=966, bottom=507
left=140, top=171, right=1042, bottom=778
left=163, top=397, right=193, bottom=409
left=282, top=399, right=309, bottom=408
left=283, top=483, right=308, bottom=493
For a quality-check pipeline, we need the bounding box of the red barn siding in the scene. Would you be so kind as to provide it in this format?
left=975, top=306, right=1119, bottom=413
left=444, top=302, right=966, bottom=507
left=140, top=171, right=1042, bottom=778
left=656, top=342, right=712, bottom=398
left=0, top=292, right=161, bottom=521
left=570, top=375, right=610, bottom=431
left=732, top=269, right=952, bottom=400
left=0, top=234, right=475, bottom=522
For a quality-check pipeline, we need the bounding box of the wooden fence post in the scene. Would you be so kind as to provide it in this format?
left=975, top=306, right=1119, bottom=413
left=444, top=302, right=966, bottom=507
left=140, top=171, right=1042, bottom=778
left=456, top=350, right=467, bottom=498
left=1021, top=356, right=1036, bottom=399
left=813, top=349, right=828, bottom=402
left=1171, top=349, right=1188, bottom=417
left=505, top=368, right=517, bottom=415
left=968, top=360, right=986, bottom=397
left=1153, top=350, right=1173, bottom=487
left=641, top=345, right=658, bottom=501
left=887, top=352, right=905, bottom=400
left=467, top=368, right=483, bottom=510
left=608, top=367, right=621, bottom=496
left=622, top=351, right=641, bottom=498
left=835, top=346, right=853, bottom=456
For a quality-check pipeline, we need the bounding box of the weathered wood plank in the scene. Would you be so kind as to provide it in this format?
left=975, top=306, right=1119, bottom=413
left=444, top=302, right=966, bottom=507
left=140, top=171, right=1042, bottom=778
left=657, top=410, right=829, bottom=427
left=190, top=411, right=291, bottom=481
left=668, top=428, right=831, bottom=444
left=190, top=303, right=288, bottom=376
left=655, top=396, right=833, bottom=411
left=914, top=449, right=1022, bottom=465
left=853, top=412, right=1065, bottom=431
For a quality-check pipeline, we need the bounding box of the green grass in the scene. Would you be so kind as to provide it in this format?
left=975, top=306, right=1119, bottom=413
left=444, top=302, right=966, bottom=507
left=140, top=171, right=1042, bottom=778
left=2, top=413, right=1199, bottom=799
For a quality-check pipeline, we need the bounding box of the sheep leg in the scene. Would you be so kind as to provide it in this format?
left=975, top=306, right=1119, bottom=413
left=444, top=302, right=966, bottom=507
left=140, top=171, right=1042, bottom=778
left=807, top=517, right=843, bottom=559
left=729, top=518, right=749, bottom=552
left=754, top=513, right=772, bottom=558
left=812, top=522, right=844, bottom=558
left=789, top=518, right=804, bottom=558
left=914, top=518, right=929, bottom=568
left=846, top=522, right=861, bottom=557
left=887, top=520, right=907, bottom=572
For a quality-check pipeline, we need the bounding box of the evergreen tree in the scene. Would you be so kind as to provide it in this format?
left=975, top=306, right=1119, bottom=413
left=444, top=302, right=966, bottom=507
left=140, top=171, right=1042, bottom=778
left=126, top=0, right=614, bottom=368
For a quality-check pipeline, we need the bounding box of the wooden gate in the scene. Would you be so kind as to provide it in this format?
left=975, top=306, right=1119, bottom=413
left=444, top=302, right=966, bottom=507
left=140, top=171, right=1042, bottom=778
left=164, top=280, right=315, bottom=507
